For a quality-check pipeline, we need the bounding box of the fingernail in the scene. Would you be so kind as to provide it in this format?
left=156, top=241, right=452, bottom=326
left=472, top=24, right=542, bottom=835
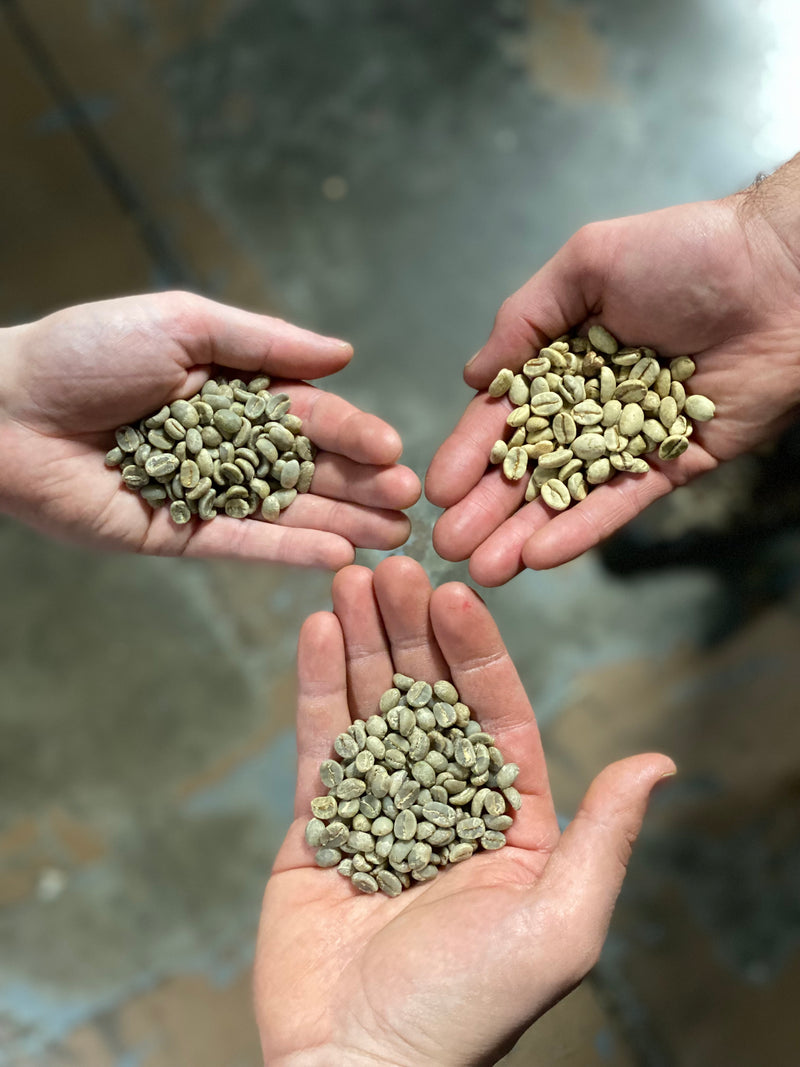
left=465, top=351, right=481, bottom=369
left=659, top=768, right=678, bottom=780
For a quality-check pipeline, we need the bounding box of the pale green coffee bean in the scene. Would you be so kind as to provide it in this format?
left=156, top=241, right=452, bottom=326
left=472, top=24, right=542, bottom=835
left=483, top=790, right=507, bottom=817
left=522, top=355, right=551, bottom=378
left=351, top=853, right=371, bottom=871
left=471, top=770, right=490, bottom=788
left=305, top=819, right=326, bottom=847
left=503, top=786, right=522, bottom=810
left=406, top=841, right=432, bottom=871
left=537, top=447, right=573, bottom=470
left=320, top=759, right=344, bottom=788
left=394, top=810, right=418, bottom=840
left=379, top=688, right=400, bottom=713
left=371, top=816, right=393, bottom=837
left=567, top=471, right=587, bottom=501
left=482, top=830, right=507, bottom=850
left=670, top=380, right=686, bottom=412
left=552, top=411, right=577, bottom=445
left=507, top=427, right=526, bottom=449
left=366, top=736, right=386, bottom=760
left=659, top=435, right=689, bottom=460
left=558, top=374, right=585, bottom=405
left=140, top=485, right=167, bottom=506
left=144, top=452, right=179, bottom=477
left=346, top=830, right=374, bottom=853
left=366, top=765, right=390, bottom=798
left=297, top=461, right=315, bottom=493
left=201, top=425, right=223, bottom=448
left=265, top=424, right=293, bottom=452
left=450, top=785, right=477, bottom=806
left=432, top=680, right=458, bottom=704
left=244, top=394, right=266, bottom=420
left=223, top=497, right=248, bottom=518
left=280, top=459, right=300, bottom=489
left=669, top=356, right=696, bottom=381
left=198, top=489, right=217, bottom=521
left=334, top=733, right=359, bottom=760
left=619, top=403, right=644, bottom=437
left=488, top=368, right=513, bottom=397
left=642, top=418, right=667, bottom=444
left=470, top=787, right=490, bottom=817
left=642, top=391, right=662, bottom=414
left=473, top=743, right=490, bottom=776
left=484, top=814, right=514, bottom=832
left=411, top=864, right=439, bottom=882
left=541, top=478, right=571, bottom=511
left=407, top=680, right=433, bottom=708
left=355, top=750, right=374, bottom=775
left=311, top=795, right=338, bottom=820
left=169, top=400, right=199, bottom=429
left=255, top=436, right=279, bottom=463
left=508, top=373, right=529, bottom=406
left=395, top=779, right=420, bottom=810
left=433, top=701, right=457, bottom=729
left=169, top=500, right=192, bottom=524
left=455, top=817, right=485, bottom=840
left=684, top=394, right=715, bottom=421
left=115, top=425, right=142, bottom=453
left=614, top=379, right=647, bottom=403
left=630, top=356, right=660, bottom=387
left=494, top=763, right=520, bottom=789
left=144, top=405, right=170, bottom=428
left=213, top=409, right=242, bottom=437
left=529, top=391, right=563, bottom=417
left=597, top=366, right=616, bottom=404
left=422, top=801, right=456, bottom=828
left=588, top=324, right=618, bottom=355
left=348, top=719, right=367, bottom=749
left=502, top=446, right=528, bottom=481
left=448, top=842, right=476, bottom=863
left=426, top=750, right=448, bottom=773
left=375, top=834, right=395, bottom=859
left=392, top=673, right=411, bottom=691
left=603, top=426, right=627, bottom=454
left=105, top=446, right=125, bottom=466
left=352, top=872, right=379, bottom=893
left=408, top=728, right=430, bottom=761
left=658, top=396, right=678, bottom=428
left=123, top=467, right=150, bottom=490
left=260, top=496, right=281, bottom=522
left=411, top=761, right=436, bottom=789
left=490, top=440, right=508, bottom=464
left=572, top=399, right=604, bottom=427
left=179, top=459, right=200, bottom=489
left=315, top=847, right=342, bottom=868
left=366, top=714, right=388, bottom=738
left=273, top=488, right=297, bottom=510
left=453, top=737, right=477, bottom=768
left=524, top=475, right=540, bottom=502
left=653, top=368, right=672, bottom=398
left=397, top=707, right=416, bottom=736
left=586, top=457, right=612, bottom=485
left=337, top=858, right=355, bottom=877
left=376, top=870, right=403, bottom=897
left=184, top=427, right=202, bottom=454
left=428, top=827, right=456, bottom=847
left=322, top=822, right=349, bottom=849
left=557, top=458, right=582, bottom=482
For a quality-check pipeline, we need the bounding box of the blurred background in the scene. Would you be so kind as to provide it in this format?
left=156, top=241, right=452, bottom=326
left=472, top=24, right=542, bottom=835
left=2, top=1, right=800, bottom=1064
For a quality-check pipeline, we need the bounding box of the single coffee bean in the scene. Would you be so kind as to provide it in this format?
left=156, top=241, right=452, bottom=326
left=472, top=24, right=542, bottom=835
left=541, top=478, right=571, bottom=511
left=488, top=368, right=513, bottom=397
left=658, top=435, right=690, bottom=460
left=669, top=355, right=696, bottom=381
left=684, top=394, right=715, bottom=421
left=588, top=324, right=619, bottom=355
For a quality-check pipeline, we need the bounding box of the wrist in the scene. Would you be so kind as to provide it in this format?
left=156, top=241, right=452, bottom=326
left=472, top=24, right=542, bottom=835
left=269, top=1046, right=411, bottom=1067
left=734, top=152, right=800, bottom=271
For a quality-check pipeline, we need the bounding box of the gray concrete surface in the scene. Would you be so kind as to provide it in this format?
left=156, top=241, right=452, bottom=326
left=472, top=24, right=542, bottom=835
left=1, top=1, right=800, bottom=1064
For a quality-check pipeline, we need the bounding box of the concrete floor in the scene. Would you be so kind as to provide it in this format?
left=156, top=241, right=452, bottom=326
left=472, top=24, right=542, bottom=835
left=2, top=1, right=800, bottom=1064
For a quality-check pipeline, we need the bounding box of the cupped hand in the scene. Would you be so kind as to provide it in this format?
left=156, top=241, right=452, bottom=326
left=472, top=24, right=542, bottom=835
left=255, top=555, right=673, bottom=1067
left=0, top=291, right=420, bottom=568
left=426, top=191, right=800, bottom=585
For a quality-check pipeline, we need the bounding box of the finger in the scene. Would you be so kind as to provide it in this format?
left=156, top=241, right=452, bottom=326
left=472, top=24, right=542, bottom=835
left=277, top=382, right=404, bottom=465
left=181, top=292, right=354, bottom=380
left=275, top=495, right=411, bottom=550
left=311, top=453, right=422, bottom=511
left=431, top=467, right=527, bottom=562
left=521, top=445, right=717, bottom=570
left=372, top=556, right=448, bottom=682
left=464, top=225, right=610, bottom=390
left=294, top=612, right=352, bottom=819
left=536, top=754, right=676, bottom=976
left=467, top=503, right=551, bottom=588
left=425, top=392, right=511, bottom=509
left=429, top=582, right=558, bottom=842
left=332, top=565, right=394, bottom=715
left=142, top=510, right=355, bottom=570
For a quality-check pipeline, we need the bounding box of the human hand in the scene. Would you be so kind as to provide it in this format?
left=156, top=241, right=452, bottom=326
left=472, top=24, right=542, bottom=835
left=0, top=291, right=420, bottom=568
left=427, top=173, right=800, bottom=585
left=254, top=555, right=674, bottom=1066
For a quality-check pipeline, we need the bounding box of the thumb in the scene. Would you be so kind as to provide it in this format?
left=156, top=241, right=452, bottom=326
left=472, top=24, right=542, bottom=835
left=537, top=753, right=676, bottom=974
left=464, top=222, right=612, bottom=390
left=171, top=292, right=354, bottom=380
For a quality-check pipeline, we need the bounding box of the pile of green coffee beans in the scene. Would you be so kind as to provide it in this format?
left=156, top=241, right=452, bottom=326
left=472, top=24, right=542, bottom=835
left=105, top=376, right=315, bottom=525
left=305, top=674, right=519, bottom=897
left=488, top=325, right=715, bottom=511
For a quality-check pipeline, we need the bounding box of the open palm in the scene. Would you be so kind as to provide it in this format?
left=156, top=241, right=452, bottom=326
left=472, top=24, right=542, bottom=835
left=255, top=556, right=673, bottom=1066
left=0, top=291, right=420, bottom=568
left=426, top=196, right=800, bottom=585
